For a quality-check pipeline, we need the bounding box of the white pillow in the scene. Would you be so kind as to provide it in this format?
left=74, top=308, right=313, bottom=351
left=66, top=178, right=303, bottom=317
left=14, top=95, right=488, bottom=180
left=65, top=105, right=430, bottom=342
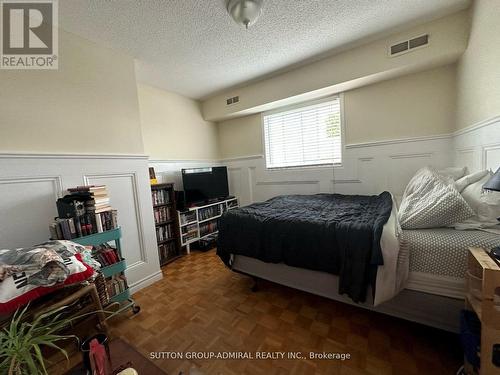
left=438, top=167, right=468, bottom=181
left=455, top=170, right=489, bottom=193
left=459, top=171, right=500, bottom=226
left=478, top=191, right=500, bottom=224
left=461, top=172, right=492, bottom=213
left=398, top=167, right=474, bottom=229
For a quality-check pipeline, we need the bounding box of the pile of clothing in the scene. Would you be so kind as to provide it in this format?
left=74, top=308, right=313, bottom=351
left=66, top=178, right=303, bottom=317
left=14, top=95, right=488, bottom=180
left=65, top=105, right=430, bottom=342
left=0, top=240, right=94, bottom=314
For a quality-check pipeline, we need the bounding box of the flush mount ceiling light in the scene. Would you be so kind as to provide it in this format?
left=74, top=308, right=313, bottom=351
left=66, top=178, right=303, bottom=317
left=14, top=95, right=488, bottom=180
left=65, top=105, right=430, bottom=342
left=226, top=0, right=264, bottom=29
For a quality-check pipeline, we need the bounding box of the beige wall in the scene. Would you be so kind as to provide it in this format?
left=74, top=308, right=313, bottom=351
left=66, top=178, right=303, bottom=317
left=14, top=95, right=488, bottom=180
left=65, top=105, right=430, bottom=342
left=218, top=114, right=263, bottom=159
left=217, top=65, right=457, bottom=159
left=203, top=11, right=469, bottom=122
left=345, top=64, right=456, bottom=144
left=456, top=0, right=500, bottom=129
left=138, top=84, right=219, bottom=160
left=0, top=29, right=144, bottom=155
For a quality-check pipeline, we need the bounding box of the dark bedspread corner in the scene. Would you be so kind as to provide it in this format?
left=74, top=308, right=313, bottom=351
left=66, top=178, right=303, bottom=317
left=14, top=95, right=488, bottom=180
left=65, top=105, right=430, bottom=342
left=216, top=192, right=393, bottom=303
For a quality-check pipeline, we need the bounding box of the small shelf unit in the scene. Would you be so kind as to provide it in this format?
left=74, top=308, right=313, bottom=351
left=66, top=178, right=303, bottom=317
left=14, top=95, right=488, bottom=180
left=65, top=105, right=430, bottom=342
left=464, top=247, right=500, bottom=374
left=178, top=197, right=239, bottom=252
left=73, top=227, right=140, bottom=317
left=151, top=183, right=182, bottom=266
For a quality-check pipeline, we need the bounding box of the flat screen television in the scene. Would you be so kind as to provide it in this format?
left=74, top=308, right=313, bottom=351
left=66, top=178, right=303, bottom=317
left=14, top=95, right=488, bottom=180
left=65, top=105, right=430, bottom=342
left=182, top=166, right=229, bottom=205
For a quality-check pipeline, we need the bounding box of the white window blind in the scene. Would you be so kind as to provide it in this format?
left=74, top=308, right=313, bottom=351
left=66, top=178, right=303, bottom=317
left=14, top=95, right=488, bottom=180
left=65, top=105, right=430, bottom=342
left=263, top=97, right=342, bottom=169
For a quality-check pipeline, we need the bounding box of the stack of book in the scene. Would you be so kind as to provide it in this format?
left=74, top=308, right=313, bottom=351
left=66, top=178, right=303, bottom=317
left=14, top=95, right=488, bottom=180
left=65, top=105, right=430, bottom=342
left=158, top=241, right=177, bottom=265
left=199, top=220, right=218, bottom=237
left=49, top=185, right=118, bottom=240
left=153, top=206, right=172, bottom=224
left=152, top=189, right=170, bottom=206
left=156, top=223, right=174, bottom=242
left=198, top=203, right=223, bottom=221
left=179, top=211, right=196, bottom=225
left=94, top=272, right=110, bottom=306
left=92, top=244, right=121, bottom=267
left=106, top=275, right=128, bottom=298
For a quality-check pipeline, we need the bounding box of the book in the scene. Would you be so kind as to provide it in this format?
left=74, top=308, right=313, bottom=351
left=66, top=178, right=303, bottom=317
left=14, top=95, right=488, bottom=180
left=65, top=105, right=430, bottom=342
left=49, top=184, right=118, bottom=240
left=95, top=213, right=103, bottom=233
left=49, top=223, right=58, bottom=240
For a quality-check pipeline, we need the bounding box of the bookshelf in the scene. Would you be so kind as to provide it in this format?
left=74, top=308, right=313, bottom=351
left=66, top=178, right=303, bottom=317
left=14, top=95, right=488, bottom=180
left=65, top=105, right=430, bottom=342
left=73, top=227, right=140, bottom=317
left=51, top=185, right=118, bottom=239
left=178, top=197, right=239, bottom=253
left=150, top=183, right=182, bottom=266
left=464, top=248, right=500, bottom=374
left=48, top=185, right=139, bottom=318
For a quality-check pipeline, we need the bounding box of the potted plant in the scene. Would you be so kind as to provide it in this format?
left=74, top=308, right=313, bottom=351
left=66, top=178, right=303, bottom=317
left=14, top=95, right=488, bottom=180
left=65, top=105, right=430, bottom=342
left=0, top=304, right=91, bottom=375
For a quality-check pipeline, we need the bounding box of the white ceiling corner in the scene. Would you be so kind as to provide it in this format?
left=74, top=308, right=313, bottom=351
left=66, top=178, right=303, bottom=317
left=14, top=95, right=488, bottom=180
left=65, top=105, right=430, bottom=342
left=59, top=0, right=471, bottom=100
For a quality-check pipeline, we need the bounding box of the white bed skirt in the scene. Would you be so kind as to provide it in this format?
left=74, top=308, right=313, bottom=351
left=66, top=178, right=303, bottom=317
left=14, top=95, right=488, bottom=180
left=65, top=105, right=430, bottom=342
left=232, top=255, right=464, bottom=333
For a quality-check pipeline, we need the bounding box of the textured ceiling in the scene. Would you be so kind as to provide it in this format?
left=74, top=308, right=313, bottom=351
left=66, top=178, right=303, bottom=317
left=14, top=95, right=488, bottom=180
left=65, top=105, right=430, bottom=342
left=59, top=0, right=470, bottom=99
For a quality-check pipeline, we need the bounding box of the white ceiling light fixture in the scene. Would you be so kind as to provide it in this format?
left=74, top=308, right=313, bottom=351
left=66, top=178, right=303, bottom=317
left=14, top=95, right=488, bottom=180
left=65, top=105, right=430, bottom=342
left=226, top=0, right=264, bottom=29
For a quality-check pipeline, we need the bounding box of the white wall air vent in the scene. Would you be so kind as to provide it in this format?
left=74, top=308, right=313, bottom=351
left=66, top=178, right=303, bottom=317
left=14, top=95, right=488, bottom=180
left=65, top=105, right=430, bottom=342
left=389, top=34, right=429, bottom=57
left=226, top=96, right=240, bottom=105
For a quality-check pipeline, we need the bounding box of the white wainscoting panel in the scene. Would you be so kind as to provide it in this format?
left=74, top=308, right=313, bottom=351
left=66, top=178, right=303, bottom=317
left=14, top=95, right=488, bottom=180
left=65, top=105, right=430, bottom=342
left=0, top=154, right=162, bottom=292
left=148, top=136, right=454, bottom=206
left=221, top=136, right=453, bottom=205
left=84, top=172, right=149, bottom=285
left=453, top=115, right=500, bottom=172
left=0, top=176, right=62, bottom=249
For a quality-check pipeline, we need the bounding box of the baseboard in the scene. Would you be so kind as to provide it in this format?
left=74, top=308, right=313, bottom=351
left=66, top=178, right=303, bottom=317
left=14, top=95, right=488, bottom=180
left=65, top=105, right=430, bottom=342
left=128, top=270, right=163, bottom=294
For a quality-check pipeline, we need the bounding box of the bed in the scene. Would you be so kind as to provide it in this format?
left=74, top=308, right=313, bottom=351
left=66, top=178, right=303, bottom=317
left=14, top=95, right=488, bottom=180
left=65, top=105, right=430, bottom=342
left=404, top=228, right=500, bottom=298
left=216, top=167, right=500, bottom=332
left=217, top=192, right=403, bottom=305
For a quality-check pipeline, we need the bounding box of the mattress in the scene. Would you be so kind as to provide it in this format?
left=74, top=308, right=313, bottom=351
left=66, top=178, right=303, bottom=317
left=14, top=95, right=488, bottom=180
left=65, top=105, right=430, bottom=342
left=404, top=228, right=500, bottom=279
left=218, top=193, right=394, bottom=303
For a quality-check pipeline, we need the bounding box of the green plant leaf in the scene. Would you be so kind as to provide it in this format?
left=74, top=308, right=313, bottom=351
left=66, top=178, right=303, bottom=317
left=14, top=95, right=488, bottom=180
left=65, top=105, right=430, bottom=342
left=33, top=344, right=47, bottom=374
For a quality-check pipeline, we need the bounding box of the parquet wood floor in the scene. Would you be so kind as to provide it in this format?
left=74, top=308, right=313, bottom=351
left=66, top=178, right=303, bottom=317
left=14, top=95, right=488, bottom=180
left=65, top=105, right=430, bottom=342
left=50, top=249, right=463, bottom=375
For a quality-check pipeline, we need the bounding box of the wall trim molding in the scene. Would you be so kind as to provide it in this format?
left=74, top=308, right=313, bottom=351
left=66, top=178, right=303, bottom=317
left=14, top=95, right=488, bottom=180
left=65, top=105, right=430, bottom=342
left=453, top=114, right=500, bottom=137
left=0, top=152, right=149, bottom=160
left=129, top=270, right=163, bottom=294
left=149, top=158, right=219, bottom=164
left=481, top=144, right=500, bottom=170
left=148, top=117, right=499, bottom=167
left=346, top=134, right=452, bottom=149
left=220, top=155, right=264, bottom=162
left=331, top=179, right=362, bottom=184
left=256, top=180, right=319, bottom=186
left=83, top=172, right=148, bottom=268
left=217, top=135, right=452, bottom=162
left=217, top=116, right=500, bottom=162
left=389, top=152, right=433, bottom=160
left=0, top=175, right=63, bottom=200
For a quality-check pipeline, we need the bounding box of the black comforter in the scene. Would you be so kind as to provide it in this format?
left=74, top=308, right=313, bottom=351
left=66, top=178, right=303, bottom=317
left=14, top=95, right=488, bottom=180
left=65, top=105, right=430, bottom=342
left=217, top=192, right=393, bottom=302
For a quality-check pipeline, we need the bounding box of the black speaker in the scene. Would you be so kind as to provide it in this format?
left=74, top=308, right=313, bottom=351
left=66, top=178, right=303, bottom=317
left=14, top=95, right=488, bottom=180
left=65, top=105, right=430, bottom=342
left=56, top=196, right=85, bottom=218
left=175, top=190, right=186, bottom=211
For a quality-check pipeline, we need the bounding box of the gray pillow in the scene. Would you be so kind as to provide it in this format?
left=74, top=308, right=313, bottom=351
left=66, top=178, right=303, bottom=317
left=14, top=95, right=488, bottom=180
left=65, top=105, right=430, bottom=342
left=399, top=167, right=474, bottom=229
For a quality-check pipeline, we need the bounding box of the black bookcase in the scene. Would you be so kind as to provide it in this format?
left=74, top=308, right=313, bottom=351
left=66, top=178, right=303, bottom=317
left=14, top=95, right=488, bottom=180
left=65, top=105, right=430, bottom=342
left=151, top=183, right=182, bottom=266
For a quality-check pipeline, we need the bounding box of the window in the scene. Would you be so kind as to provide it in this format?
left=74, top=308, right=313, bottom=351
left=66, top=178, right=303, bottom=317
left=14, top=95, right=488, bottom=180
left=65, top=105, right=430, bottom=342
left=263, top=96, right=343, bottom=169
